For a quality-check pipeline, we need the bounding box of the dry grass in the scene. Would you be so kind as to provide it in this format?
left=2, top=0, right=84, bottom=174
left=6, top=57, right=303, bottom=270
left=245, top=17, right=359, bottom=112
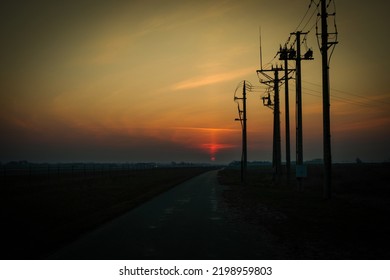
left=218, top=163, right=390, bottom=259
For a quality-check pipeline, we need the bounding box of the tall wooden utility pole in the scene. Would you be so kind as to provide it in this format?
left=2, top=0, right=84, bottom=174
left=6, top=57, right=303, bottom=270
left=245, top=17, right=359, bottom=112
left=279, top=46, right=295, bottom=183
left=234, top=80, right=248, bottom=185
left=257, top=67, right=283, bottom=181
left=320, top=0, right=338, bottom=199
left=273, top=69, right=282, bottom=179
left=295, top=31, right=304, bottom=190
left=283, top=54, right=291, bottom=181
left=290, top=31, right=313, bottom=190
left=242, top=80, right=248, bottom=183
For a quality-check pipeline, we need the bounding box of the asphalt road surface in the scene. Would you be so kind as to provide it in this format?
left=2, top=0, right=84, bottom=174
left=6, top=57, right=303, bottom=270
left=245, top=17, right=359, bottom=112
left=50, top=170, right=285, bottom=259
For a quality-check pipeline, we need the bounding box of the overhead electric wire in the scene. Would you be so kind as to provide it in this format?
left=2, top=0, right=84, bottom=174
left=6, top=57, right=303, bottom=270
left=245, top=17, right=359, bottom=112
left=300, top=1, right=320, bottom=32
left=259, top=0, right=378, bottom=116
left=307, top=16, right=320, bottom=34
left=303, top=88, right=370, bottom=108
left=328, top=0, right=338, bottom=64
left=300, top=87, right=372, bottom=108
left=302, top=80, right=390, bottom=107
left=289, top=79, right=390, bottom=110
left=315, top=0, right=338, bottom=65
left=294, top=4, right=311, bottom=32
left=282, top=0, right=319, bottom=50
left=293, top=0, right=317, bottom=33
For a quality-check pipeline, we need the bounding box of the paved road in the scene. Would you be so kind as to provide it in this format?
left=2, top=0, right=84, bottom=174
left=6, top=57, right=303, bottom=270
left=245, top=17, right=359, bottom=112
left=51, top=170, right=284, bottom=259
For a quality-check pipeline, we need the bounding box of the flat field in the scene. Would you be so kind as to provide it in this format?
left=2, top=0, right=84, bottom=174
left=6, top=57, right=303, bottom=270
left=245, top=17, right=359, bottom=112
left=218, top=163, right=390, bottom=259
left=0, top=167, right=212, bottom=259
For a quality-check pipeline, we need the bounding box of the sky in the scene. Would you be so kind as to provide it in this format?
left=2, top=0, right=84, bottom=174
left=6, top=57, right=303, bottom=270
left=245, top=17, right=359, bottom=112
left=0, top=0, right=389, bottom=164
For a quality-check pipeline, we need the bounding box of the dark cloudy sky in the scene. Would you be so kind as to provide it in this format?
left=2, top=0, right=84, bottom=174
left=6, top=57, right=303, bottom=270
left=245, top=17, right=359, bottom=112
left=0, top=0, right=389, bottom=163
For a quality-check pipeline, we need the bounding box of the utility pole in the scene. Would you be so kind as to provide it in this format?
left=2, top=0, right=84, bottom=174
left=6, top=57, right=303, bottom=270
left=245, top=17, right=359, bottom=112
left=279, top=46, right=295, bottom=183
left=295, top=31, right=304, bottom=191
left=243, top=80, right=248, bottom=182
left=234, top=80, right=248, bottom=184
left=283, top=53, right=291, bottom=182
left=257, top=66, right=283, bottom=181
left=290, top=31, right=313, bottom=190
left=319, top=0, right=338, bottom=199
left=273, top=69, right=281, bottom=179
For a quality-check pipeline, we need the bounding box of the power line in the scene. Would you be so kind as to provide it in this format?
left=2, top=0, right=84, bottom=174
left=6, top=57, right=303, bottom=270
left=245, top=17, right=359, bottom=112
left=294, top=2, right=311, bottom=32
left=292, top=79, right=379, bottom=108
left=307, top=16, right=320, bottom=34
left=284, top=0, right=320, bottom=51
left=293, top=0, right=318, bottom=33
left=303, top=88, right=372, bottom=108
left=301, top=80, right=390, bottom=108
left=301, top=1, right=320, bottom=32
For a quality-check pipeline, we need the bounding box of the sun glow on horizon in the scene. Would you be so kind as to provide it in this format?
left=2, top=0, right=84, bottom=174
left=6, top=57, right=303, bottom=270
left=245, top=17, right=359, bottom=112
left=200, top=143, right=236, bottom=162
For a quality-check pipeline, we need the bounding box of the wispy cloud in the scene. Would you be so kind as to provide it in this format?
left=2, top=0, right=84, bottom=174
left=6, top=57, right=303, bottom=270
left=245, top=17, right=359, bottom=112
left=173, top=127, right=240, bottom=132
left=172, top=67, right=253, bottom=90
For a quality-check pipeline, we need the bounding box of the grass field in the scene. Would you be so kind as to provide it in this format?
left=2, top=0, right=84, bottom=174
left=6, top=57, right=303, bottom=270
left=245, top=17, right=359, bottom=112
left=218, top=163, right=390, bottom=259
left=2, top=163, right=389, bottom=260
left=0, top=167, right=213, bottom=259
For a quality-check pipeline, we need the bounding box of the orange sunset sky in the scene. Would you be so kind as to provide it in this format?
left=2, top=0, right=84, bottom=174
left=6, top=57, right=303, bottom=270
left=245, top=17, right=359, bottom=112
left=0, top=0, right=389, bottom=163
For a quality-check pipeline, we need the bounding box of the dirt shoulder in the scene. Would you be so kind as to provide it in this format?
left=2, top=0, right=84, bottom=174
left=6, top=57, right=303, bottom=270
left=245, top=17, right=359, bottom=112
left=218, top=163, right=390, bottom=259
